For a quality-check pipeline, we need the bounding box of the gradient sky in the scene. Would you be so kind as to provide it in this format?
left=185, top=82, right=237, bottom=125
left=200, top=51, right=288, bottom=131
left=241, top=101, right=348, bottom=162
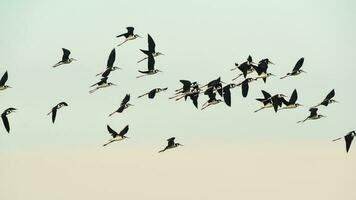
left=0, top=0, right=355, bottom=199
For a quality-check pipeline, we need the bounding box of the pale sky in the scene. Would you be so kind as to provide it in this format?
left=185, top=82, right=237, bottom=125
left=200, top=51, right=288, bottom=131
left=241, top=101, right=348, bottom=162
left=0, top=0, right=355, bottom=199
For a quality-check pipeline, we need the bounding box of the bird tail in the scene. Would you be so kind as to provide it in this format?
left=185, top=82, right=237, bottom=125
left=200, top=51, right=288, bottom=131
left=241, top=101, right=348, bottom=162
left=137, top=57, right=147, bottom=63
left=103, top=141, right=112, bottom=147
left=254, top=107, right=264, bottom=113
left=89, top=88, right=98, bottom=94
left=108, top=112, right=116, bottom=117
left=280, top=75, right=288, bottom=79
left=332, top=137, right=342, bottom=142
left=117, top=39, right=128, bottom=47
left=52, top=62, right=62, bottom=68
left=232, top=74, right=242, bottom=81
left=137, top=93, right=147, bottom=98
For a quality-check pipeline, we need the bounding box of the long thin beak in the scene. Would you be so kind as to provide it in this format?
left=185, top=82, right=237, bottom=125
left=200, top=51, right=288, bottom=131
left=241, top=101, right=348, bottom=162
left=158, top=70, right=163, bottom=72
left=334, top=100, right=339, bottom=103
left=112, top=83, right=117, bottom=86
left=269, top=61, right=274, bottom=65
left=72, top=58, right=78, bottom=61
left=271, top=74, right=276, bottom=76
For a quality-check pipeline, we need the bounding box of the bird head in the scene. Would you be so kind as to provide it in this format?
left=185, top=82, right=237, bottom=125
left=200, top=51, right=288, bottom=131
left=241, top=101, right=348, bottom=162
left=155, top=69, right=163, bottom=73
left=112, top=66, right=122, bottom=71
left=70, top=58, right=78, bottom=61
left=127, top=103, right=134, bottom=107
left=295, top=103, right=303, bottom=107
left=134, top=34, right=142, bottom=38
left=319, top=115, right=326, bottom=118
left=108, top=82, right=117, bottom=86
left=156, top=52, right=164, bottom=56
left=176, top=143, right=183, bottom=147
left=299, top=69, right=307, bottom=73
left=158, top=87, right=168, bottom=92
left=4, top=85, right=11, bottom=89
left=268, top=73, right=275, bottom=77
left=330, top=99, right=339, bottom=103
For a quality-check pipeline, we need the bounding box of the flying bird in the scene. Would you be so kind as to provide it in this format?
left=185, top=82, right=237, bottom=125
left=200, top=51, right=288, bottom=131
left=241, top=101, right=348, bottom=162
left=333, top=131, right=355, bottom=153
left=89, top=77, right=116, bottom=93
left=279, top=89, right=302, bottom=110
left=96, top=48, right=121, bottom=76
left=231, top=55, right=256, bottom=80
left=116, top=27, right=141, bottom=46
left=280, top=57, right=306, bottom=79
left=52, top=48, right=77, bottom=68
left=252, top=59, right=275, bottom=83
left=314, top=89, right=338, bottom=107
left=109, top=94, right=133, bottom=116
left=201, top=87, right=222, bottom=110
left=1, top=107, right=16, bottom=133
left=158, top=137, right=183, bottom=153
left=138, top=88, right=168, bottom=99
left=170, top=80, right=200, bottom=100
left=47, top=102, right=68, bottom=123
left=136, top=54, right=162, bottom=78
left=297, top=107, right=325, bottom=123
left=103, top=125, right=129, bottom=147
left=254, top=90, right=273, bottom=112
left=0, top=71, right=11, bottom=91
left=137, top=34, right=164, bottom=63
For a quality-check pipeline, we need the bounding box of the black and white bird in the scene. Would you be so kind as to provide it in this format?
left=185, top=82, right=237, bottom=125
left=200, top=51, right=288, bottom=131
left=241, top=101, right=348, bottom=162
left=280, top=57, right=306, bottom=79
left=103, top=125, right=129, bottom=147
left=136, top=54, right=162, bottom=78
left=171, top=80, right=200, bottom=101
left=96, top=48, right=120, bottom=76
left=254, top=90, right=273, bottom=112
left=231, top=55, right=256, bottom=80
left=52, top=48, right=77, bottom=68
left=109, top=94, right=133, bottom=116
left=314, top=89, right=338, bottom=107
left=89, top=77, right=116, bottom=93
left=222, top=84, right=237, bottom=107
left=1, top=107, right=16, bottom=133
left=252, top=59, right=275, bottom=83
left=137, top=34, right=164, bottom=63
left=47, top=102, right=68, bottom=123
left=333, top=131, right=355, bottom=153
left=297, top=107, right=325, bottom=123
left=279, top=89, right=302, bottom=110
left=138, top=88, right=168, bottom=99
left=270, top=94, right=289, bottom=112
left=0, top=71, right=11, bottom=91
left=201, top=87, right=222, bottom=110
left=116, top=27, right=141, bottom=47
left=158, top=137, right=183, bottom=153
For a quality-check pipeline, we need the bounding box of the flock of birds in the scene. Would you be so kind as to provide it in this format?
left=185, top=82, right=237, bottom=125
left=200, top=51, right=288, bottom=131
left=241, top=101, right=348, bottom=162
left=1, top=26, right=354, bottom=153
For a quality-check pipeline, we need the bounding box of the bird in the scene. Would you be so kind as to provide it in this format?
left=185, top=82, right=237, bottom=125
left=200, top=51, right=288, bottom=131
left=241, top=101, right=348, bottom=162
left=270, top=94, right=289, bottom=112
left=252, top=59, right=275, bottom=83
left=109, top=94, right=133, bottom=116
left=279, top=89, right=302, bottom=110
left=314, top=89, right=338, bottom=107
left=47, top=102, right=68, bottom=123
left=137, top=34, right=164, bottom=63
left=280, top=57, right=306, bottom=79
left=333, top=131, right=355, bottom=153
left=96, top=48, right=121, bottom=76
left=0, top=71, right=11, bottom=91
left=222, top=84, right=237, bottom=107
left=231, top=55, right=256, bottom=80
left=1, top=107, right=16, bottom=133
left=201, top=87, right=222, bottom=110
left=136, top=54, right=162, bottom=78
left=89, top=77, right=116, bottom=93
left=171, top=80, right=201, bottom=101
left=158, top=137, right=183, bottom=153
left=254, top=90, right=273, bottom=112
left=297, top=107, right=325, bottom=123
left=52, top=48, right=77, bottom=68
left=138, top=88, right=168, bottom=99
left=116, top=27, right=141, bottom=47
left=103, top=125, right=129, bottom=147
left=236, top=78, right=255, bottom=98
left=202, top=77, right=224, bottom=97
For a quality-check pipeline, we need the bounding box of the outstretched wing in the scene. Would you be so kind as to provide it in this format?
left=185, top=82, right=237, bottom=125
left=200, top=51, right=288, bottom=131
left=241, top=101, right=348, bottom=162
left=147, top=54, right=155, bottom=71
left=292, top=57, right=304, bottom=72
left=167, top=137, right=175, bottom=146
left=107, top=125, right=118, bottom=138
left=0, top=71, right=8, bottom=87
left=223, top=85, right=231, bottom=107
left=119, top=125, right=129, bottom=137
left=107, top=48, right=116, bottom=68
left=148, top=89, right=157, bottom=99
left=180, top=80, right=192, bottom=92
left=121, top=94, right=130, bottom=106
left=261, top=90, right=271, bottom=99
left=345, top=133, right=354, bottom=153
left=324, top=89, right=335, bottom=101
left=1, top=113, right=10, bottom=133
left=289, top=89, right=298, bottom=104
left=241, top=80, right=249, bottom=98
left=51, top=107, right=57, bottom=123
left=62, top=48, right=71, bottom=61
left=147, top=34, right=156, bottom=53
